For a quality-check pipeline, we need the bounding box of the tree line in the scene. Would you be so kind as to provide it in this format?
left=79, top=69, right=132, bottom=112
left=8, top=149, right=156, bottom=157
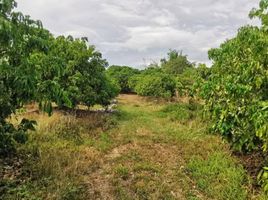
left=106, top=50, right=209, bottom=99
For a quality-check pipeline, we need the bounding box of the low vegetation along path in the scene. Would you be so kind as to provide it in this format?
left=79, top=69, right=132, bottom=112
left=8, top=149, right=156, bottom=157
left=8, top=94, right=259, bottom=199
left=84, top=94, right=255, bottom=200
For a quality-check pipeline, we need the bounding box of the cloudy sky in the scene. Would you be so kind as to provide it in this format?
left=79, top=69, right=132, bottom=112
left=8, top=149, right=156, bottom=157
left=17, top=0, right=260, bottom=68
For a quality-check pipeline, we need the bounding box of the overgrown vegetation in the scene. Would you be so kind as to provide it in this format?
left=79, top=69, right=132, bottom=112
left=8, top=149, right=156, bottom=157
left=1, top=95, right=264, bottom=199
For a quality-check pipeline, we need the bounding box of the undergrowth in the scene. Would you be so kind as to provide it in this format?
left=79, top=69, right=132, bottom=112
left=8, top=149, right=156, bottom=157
left=0, top=95, right=265, bottom=199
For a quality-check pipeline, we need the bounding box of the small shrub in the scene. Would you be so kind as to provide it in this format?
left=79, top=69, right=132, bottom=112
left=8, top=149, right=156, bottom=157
left=3, top=184, right=41, bottom=200
left=0, top=119, right=36, bottom=156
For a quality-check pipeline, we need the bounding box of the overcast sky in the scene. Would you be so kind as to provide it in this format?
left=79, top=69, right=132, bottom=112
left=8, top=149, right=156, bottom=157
left=17, top=0, right=260, bottom=68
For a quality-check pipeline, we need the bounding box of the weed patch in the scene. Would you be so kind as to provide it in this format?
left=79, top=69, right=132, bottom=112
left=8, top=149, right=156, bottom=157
left=187, top=152, right=249, bottom=200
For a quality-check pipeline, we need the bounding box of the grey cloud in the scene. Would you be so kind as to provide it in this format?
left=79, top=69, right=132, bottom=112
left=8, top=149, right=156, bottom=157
left=17, top=0, right=260, bottom=68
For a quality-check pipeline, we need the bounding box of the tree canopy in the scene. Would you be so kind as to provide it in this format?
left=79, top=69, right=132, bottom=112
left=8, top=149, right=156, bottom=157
left=202, top=0, right=268, bottom=190
left=0, top=0, right=119, bottom=155
left=161, top=49, right=193, bottom=75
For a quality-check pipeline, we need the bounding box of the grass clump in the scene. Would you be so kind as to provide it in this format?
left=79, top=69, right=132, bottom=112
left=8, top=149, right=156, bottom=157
left=187, top=152, right=249, bottom=200
left=2, top=183, right=41, bottom=200
left=115, top=166, right=130, bottom=180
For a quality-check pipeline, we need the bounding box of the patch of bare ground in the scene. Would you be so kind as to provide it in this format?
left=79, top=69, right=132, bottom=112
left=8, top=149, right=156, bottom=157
left=118, top=94, right=147, bottom=105
left=234, top=151, right=266, bottom=185
left=84, top=143, right=136, bottom=200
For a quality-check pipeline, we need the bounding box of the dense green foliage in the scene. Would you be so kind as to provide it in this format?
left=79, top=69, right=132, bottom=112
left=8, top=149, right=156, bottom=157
left=158, top=100, right=202, bottom=122
left=161, top=50, right=193, bottom=75
left=0, top=0, right=118, bottom=155
left=105, top=50, right=200, bottom=99
left=130, top=69, right=176, bottom=98
left=106, top=65, right=139, bottom=93
left=31, top=36, right=118, bottom=108
left=128, top=50, right=200, bottom=98
left=203, top=26, right=267, bottom=151
left=202, top=0, right=268, bottom=191
left=0, top=0, right=50, bottom=155
left=160, top=50, right=200, bottom=97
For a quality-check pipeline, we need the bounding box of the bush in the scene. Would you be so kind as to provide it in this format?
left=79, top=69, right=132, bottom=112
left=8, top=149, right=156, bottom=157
left=131, top=73, right=176, bottom=98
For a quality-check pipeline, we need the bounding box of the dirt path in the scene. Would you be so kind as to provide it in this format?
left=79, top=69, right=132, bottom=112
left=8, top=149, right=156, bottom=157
left=82, top=95, right=253, bottom=200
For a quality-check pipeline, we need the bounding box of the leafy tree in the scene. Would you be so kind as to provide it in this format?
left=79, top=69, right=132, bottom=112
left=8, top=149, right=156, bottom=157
left=106, top=65, right=140, bottom=93
left=204, top=25, right=267, bottom=151
left=196, top=63, right=211, bottom=81
left=0, top=0, right=50, bottom=155
left=140, top=66, right=163, bottom=75
left=161, top=49, right=193, bottom=75
left=30, top=36, right=118, bottom=109
left=202, top=0, right=268, bottom=191
left=128, top=66, right=164, bottom=95
left=0, top=0, right=119, bottom=155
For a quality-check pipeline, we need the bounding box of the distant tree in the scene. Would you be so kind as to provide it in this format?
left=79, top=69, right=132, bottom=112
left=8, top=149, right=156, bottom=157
left=106, top=65, right=140, bottom=93
left=130, top=68, right=176, bottom=98
left=140, top=66, right=163, bottom=75
left=161, top=49, right=193, bottom=75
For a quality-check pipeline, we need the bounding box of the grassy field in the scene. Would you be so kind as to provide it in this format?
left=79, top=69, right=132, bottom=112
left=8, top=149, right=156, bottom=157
left=0, top=94, right=266, bottom=199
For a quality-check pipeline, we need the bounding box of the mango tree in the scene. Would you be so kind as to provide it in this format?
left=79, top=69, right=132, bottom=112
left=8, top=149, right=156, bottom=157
left=0, top=0, right=50, bottom=155
left=202, top=0, right=268, bottom=190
